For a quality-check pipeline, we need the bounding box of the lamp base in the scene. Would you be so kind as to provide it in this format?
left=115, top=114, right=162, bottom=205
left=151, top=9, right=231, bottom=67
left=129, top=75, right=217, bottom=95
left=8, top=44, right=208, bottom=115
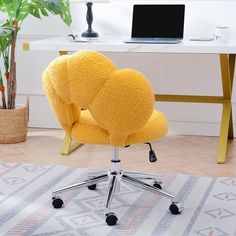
left=81, top=30, right=99, bottom=38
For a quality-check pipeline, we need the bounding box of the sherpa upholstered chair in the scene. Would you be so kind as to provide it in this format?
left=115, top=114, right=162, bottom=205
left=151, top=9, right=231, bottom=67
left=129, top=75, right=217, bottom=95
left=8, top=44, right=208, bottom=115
left=42, top=50, right=183, bottom=226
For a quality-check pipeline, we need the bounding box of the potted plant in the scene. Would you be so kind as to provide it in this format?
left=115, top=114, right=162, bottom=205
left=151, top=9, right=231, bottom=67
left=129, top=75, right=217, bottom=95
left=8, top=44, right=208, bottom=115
left=0, top=0, right=71, bottom=143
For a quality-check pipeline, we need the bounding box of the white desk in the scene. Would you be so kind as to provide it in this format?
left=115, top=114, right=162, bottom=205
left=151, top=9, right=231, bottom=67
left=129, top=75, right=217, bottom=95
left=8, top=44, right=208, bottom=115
left=25, top=36, right=236, bottom=54
left=24, top=36, right=236, bottom=163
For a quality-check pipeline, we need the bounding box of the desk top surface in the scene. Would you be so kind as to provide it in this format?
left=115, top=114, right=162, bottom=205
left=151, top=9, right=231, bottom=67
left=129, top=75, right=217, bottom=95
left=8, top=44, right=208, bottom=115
left=25, top=36, right=236, bottom=54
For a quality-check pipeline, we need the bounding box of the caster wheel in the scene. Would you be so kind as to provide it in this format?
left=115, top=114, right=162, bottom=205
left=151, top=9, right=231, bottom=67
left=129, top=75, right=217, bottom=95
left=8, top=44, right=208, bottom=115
left=153, top=182, right=162, bottom=190
left=88, top=184, right=96, bottom=190
left=169, top=202, right=183, bottom=215
left=52, top=197, right=64, bottom=209
left=106, top=212, right=118, bottom=226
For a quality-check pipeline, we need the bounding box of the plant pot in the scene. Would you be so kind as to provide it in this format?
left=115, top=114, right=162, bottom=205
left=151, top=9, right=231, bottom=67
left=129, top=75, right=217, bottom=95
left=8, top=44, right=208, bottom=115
left=0, top=98, right=29, bottom=144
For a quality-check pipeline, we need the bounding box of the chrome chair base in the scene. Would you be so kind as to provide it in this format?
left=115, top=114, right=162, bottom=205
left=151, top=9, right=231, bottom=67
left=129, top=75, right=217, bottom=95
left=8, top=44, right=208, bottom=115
left=52, top=148, right=183, bottom=226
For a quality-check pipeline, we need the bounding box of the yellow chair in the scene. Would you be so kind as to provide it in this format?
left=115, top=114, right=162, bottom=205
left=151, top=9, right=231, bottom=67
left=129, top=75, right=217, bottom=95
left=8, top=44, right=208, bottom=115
left=42, top=50, right=183, bottom=226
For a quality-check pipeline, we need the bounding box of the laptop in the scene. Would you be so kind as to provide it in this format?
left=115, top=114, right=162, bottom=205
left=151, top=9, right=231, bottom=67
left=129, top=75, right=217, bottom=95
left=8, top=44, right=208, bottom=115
left=125, top=5, right=185, bottom=44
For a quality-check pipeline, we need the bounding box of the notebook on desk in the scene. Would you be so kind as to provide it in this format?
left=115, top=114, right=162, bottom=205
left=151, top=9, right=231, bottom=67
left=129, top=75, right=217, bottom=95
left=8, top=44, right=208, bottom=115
left=125, top=4, right=185, bottom=44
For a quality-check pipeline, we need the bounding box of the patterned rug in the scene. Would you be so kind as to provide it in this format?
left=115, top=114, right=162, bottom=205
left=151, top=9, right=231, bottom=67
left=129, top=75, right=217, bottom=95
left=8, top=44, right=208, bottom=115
left=0, top=163, right=236, bottom=236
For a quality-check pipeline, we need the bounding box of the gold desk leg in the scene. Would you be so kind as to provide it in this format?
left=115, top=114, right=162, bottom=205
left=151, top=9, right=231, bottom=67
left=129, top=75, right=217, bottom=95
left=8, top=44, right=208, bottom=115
left=218, top=101, right=233, bottom=163
left=59, top=50, right=84, bottom=155
left=217, top=54, right=235, bottom=163
left=156, top=54, right=235, bottom=163
left=59, top=51, right=68, bottom=56
left=61, top=134, right=84, bottom=155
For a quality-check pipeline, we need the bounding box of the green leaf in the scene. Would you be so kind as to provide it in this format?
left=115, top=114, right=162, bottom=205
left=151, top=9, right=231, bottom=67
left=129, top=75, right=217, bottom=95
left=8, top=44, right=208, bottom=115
left=0, top=0, right=7, bottom=11
left=0, top=25, right=13, bottom=37
left=39, top=0, right=72, bottom=25
left=0, top=0, right=71, bottom=29
left=60, top=10, right=71, bottom=26
left=40, top=7, right=48, bottom=17
left=16, top=3, right=30, bottom=22
left=61, top=0, right=72, bottom=25
left=0, top=72, right=4, bottom=86
left=47, top=0, right=62, bottom=14
left=0, top=29, right=12, bottom=52
left=30, top=5, right=41, bottom=19
left=0, top=0, right=22, bottom=18
left=1, top=0, right=72, bottom=25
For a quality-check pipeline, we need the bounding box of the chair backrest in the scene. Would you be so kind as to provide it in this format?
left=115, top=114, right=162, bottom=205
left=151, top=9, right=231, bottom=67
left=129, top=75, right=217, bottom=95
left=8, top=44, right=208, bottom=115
left=43, top=50, right=116, bottom=108
left=43, top=50, right=155, bottom=146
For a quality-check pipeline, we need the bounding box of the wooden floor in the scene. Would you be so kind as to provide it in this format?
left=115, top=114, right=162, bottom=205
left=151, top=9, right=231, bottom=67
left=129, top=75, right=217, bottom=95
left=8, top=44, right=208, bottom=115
left=1, top=128, right=236, bottom=177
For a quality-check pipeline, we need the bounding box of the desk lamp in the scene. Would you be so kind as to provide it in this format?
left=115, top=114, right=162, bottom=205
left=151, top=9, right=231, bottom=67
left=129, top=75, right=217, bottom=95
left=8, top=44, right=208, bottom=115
left=70, top=0, right=109, bottom=38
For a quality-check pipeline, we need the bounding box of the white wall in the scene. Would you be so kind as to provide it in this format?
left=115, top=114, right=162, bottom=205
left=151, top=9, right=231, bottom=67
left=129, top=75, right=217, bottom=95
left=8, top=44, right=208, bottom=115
left=13, top=1, right=236, bottom=136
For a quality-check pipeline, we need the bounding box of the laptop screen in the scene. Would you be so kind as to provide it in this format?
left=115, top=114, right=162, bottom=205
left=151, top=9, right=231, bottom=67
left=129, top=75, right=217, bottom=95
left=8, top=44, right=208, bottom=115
left=131, top=5, right=185, bottom=38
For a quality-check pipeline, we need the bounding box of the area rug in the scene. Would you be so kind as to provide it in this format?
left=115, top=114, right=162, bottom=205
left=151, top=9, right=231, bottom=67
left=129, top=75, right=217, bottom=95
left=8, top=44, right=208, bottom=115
left=0, top=163, right=236, bottom=236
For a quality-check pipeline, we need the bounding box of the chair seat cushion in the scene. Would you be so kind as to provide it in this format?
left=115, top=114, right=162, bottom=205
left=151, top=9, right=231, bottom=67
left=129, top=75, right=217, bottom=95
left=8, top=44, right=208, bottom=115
left=71, top=109, right=168, bottom=146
